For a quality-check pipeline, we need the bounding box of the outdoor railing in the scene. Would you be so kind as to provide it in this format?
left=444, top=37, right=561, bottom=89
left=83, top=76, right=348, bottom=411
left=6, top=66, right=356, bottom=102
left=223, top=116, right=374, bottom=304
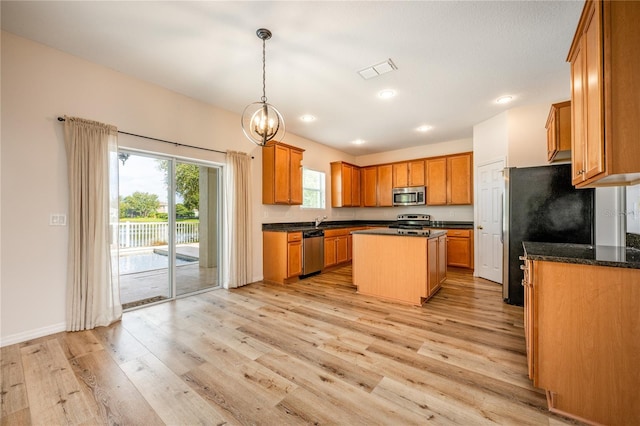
left=117, top=221, right=199, bottom=248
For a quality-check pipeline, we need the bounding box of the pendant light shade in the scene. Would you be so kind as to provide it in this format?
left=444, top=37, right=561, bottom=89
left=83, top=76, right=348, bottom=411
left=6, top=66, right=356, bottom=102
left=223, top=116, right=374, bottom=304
left=241, top=28, right=285, bottom=146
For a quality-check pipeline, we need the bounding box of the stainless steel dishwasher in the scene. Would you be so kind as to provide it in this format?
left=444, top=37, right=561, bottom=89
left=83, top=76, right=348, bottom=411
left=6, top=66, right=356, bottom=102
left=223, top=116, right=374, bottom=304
left=302, top=229, right=324, bottom=276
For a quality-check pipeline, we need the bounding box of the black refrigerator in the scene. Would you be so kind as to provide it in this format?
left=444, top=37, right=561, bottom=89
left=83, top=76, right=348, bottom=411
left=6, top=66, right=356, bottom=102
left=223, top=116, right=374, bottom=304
left=502, top=164, right=594, bottom=305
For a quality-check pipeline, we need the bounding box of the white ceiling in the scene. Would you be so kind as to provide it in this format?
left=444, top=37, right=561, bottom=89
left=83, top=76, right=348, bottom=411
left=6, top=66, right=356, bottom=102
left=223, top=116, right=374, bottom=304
left=1, top=1, right=584, bottom=155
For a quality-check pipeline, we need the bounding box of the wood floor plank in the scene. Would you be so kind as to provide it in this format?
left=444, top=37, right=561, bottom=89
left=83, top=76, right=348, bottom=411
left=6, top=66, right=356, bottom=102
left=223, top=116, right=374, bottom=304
left=256, top=349, right=431, bottom=425
left=120, top=311, right=206, bottom=375
left=20, top=339, right=95, bottom=425
left=1, top=345, right=29, bottom=421
left=69, top=349, right=163, bottom=425
left=2, top=265, right=580, bottom=425
left=120, top=353, right=234, bottom=425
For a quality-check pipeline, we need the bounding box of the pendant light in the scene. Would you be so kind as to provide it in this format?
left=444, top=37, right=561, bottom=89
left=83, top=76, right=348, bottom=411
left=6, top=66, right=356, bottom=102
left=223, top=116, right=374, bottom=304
left=241, top=28, right=285, bottom=146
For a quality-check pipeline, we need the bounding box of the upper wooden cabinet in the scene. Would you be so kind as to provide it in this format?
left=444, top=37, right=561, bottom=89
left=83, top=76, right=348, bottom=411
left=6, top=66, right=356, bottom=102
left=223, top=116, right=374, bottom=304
left=567, top=0, right=640, bottom=187
left=362, top=166, right=378, bottom=207
left=377, top=164, right=393, bottom=207
left=262, top=141, right=304, bottom=205
left=330, top=162, right=361, bottom=207
left=392, top=160, right=425, bottom=188
left=546, top=101, right=572, bottom=162
left=426, top=152, right=473, bottom=205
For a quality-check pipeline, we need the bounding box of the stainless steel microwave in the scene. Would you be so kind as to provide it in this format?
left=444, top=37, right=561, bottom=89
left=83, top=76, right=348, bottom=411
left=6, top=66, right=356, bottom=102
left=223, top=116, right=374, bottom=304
left=392, top=186, right=426, bottom=206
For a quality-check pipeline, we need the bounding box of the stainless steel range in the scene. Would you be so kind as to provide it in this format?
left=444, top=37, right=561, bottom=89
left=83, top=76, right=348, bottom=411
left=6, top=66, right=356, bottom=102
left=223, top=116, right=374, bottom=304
left=388, top=213, right=431, bottom=229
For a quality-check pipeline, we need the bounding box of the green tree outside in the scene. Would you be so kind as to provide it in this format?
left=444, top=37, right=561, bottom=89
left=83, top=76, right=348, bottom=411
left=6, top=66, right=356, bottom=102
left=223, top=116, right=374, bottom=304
left=158, top=162, right=200, bottom=212
left=120, top=191, right=160, bottom=218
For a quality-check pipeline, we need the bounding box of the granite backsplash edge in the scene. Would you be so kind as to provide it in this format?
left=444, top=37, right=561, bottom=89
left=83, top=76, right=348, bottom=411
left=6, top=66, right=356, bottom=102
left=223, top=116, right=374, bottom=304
left=627, top=233, right=640, bottom=250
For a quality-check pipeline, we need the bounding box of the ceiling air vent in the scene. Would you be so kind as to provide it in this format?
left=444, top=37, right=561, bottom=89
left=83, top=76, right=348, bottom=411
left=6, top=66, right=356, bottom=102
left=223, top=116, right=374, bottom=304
left=357, top=58, right=397, bottom=80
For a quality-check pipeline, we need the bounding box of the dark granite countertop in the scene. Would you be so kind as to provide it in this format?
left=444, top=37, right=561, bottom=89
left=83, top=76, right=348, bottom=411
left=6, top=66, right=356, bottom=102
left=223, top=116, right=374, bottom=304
left=523, top=241, right=640, bottom=269
left=262, top=220, right=473, bottom=232
left=352, top=228, right=448, bottom=238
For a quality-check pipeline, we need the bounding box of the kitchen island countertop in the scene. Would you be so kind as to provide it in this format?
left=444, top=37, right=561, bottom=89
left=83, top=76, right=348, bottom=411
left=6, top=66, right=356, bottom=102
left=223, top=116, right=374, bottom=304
left=522, top=241, right=640, bottom=269
left=351, top=228, right=447, bottom=238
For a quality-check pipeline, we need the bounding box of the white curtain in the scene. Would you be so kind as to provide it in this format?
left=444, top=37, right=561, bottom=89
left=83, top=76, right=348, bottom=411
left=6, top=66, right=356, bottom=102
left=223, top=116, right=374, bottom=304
left=222, top=150, right=253, bottom=288
left=64, top=116, right=122, bottom=331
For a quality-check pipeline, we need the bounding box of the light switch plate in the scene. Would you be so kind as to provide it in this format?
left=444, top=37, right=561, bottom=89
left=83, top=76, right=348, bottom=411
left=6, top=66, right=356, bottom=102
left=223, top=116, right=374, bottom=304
left=50, top=213, right=67, bottom=226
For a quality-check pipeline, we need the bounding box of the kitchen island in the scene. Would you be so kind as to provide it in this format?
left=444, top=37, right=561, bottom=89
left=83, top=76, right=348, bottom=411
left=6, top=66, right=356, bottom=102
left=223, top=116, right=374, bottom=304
left=351, top=228, right=447, bottom=306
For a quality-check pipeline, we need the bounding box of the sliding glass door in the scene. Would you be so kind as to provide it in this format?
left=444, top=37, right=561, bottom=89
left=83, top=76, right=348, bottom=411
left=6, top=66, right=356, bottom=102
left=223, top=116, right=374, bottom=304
left=118, top=151, right=220, bottom=309
left=174, top=162, right=220, bottom=296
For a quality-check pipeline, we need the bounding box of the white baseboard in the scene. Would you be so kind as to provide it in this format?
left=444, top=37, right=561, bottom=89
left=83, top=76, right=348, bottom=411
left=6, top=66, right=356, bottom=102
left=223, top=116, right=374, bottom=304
left=0, top=322, right=66, bottom=347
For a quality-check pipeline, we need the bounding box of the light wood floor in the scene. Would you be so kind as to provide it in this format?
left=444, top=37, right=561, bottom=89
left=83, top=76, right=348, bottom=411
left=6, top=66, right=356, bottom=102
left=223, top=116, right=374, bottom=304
left=1, top=266, right=580, bottom=425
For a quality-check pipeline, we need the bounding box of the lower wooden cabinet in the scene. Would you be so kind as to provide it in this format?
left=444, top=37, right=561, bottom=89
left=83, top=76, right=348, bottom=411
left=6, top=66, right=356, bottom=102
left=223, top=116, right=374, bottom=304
left=525, top=259, right=640, bottom=425
left=445, top=229, right=473, bottom=269
left=427, top=234, right=448, bottom=298
left=324, top=229, right=351, bottom=267
left=263, top=231, right=302, bottom=284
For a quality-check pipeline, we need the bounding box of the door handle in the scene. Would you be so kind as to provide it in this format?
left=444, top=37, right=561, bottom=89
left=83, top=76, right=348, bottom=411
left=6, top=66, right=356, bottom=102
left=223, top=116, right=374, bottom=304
left=477, top=225, right=483, bottom=229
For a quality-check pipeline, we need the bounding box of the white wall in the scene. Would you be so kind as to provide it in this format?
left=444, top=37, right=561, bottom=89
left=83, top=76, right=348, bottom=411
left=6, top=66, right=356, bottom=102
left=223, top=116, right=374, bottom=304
left=0, top=32, right=479, bottom=345
left=0, top=32, right=360, bottom=345
left=506, top=103, right=555, bottom=167
left=626, top=184, right=640, bottom=234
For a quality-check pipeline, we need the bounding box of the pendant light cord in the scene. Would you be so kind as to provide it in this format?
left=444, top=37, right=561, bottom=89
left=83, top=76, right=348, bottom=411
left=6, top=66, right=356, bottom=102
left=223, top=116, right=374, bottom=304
left=261, top=37, right=267, bottom=103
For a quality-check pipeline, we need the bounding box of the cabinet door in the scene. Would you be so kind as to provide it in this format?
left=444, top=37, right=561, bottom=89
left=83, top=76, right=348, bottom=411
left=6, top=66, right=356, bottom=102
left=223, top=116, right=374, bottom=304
left=377, top=165, right=393, bottom=206
left=427, top=237, right=438, bottom=297
left=523, top=259, right=534, bottom=380
left=546, top=110, right=558, bottom=162
left=342, top=164, right=353, bottom=206
left=408, top=160, right=425, bottom=186
left=571, top=40, right=587, bottom=184
left=447, top=154, right=472, bottom=205
left=289, top=149, right=303, bottom=205
left=393, top=162, right=409, bottom=188
left=324, top=237, right=337, bottom=267
left=352, top=167, right=361, bottom=207
left=362, top=167, right=378, bottom=207
left=447, top=236, right=471, bottom=268
left=426, top=158, right=447, bottom=205
left=287, top=240, right=302, bottom=277
left=438, top=235, right=447, bottom=285
left=583, top=2, right=604, bottom=181
left=273, top=145, right=291, bottom=204
left=336, top=236, right=348, bottom=264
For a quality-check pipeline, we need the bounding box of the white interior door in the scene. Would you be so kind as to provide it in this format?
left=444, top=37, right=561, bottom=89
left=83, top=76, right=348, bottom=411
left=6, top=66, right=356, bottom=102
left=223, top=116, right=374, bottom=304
left=476, top=160, right=504, bottom=283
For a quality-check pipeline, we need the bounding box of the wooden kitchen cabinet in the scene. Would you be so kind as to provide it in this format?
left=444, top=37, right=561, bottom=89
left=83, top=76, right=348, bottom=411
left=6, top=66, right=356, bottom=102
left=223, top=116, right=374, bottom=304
left=330, top=161, right=361, bottom=207
left=393, top=160, right=425, bottom=188
left=377, top=164, right=393, bottom=207
left=546, top=101, right=571, bottom=162
left=525, top=258, right=640, bottom=425
left=426, top=153, right=472, bottom=205
left=262, top=141, right=304, bottom=205
left=362, top=166, right=378, bottom=207
left=426, top=234, right=447, bottom=298
left=567, top=0, right=640, bottom=187
left=426, top=158, right=447, bottom=205
left=263, top=231, right=303, bottom=284
left=445, top=229, right=473, bottom=269
left=324, top=228, right=350, bottom=268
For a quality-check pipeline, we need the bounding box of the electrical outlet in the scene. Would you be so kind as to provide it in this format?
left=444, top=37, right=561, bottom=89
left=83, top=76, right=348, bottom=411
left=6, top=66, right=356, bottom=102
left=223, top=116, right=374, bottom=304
left=50, top=213, right=67, bottom=226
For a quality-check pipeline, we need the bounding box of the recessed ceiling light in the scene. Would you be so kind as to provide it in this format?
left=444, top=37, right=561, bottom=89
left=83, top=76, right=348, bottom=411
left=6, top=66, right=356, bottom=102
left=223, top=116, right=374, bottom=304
left=378, top=89, right=396, bottom=99
left=300, top=114, right=316, bottom=122
left=496, top=95, right=513, bottom=104
left=352, top=139, right=366, bottom=145
left=416, top=125, right=433, bottom=132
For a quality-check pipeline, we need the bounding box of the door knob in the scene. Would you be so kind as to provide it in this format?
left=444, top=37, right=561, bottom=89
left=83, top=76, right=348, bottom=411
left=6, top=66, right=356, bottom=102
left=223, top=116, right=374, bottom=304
left=477, top=225, right=483, bottom=229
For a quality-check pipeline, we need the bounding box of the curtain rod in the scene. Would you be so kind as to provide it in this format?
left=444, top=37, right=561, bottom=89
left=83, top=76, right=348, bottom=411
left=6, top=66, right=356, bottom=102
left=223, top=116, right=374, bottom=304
left=57, top=116, right=247, bottom=157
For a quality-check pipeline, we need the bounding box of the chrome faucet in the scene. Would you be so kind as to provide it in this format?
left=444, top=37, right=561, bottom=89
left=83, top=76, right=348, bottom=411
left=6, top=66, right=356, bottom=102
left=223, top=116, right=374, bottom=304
left=314, top=215, right=327, bottom=227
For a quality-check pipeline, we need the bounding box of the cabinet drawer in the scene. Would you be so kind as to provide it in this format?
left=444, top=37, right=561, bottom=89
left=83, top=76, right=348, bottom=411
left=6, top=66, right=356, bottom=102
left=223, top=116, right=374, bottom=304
left=447, top=229, right=471, bottom=238
left=324, top=228, right=349, bottom=238
left=288, top=232, right=302, bottom=242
